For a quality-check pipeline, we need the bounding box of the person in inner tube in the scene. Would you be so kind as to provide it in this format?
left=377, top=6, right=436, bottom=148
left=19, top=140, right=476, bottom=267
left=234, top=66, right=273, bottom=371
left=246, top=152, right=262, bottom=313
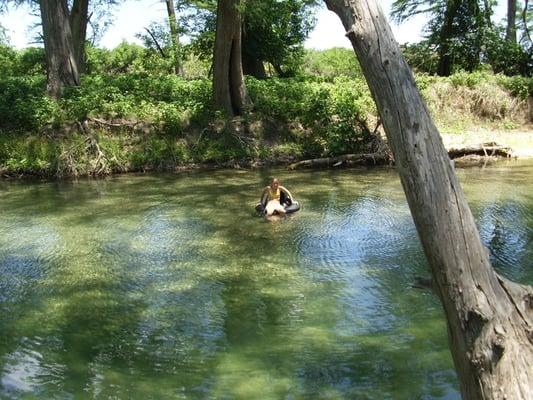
left=260, top=178, right=293, bottom=217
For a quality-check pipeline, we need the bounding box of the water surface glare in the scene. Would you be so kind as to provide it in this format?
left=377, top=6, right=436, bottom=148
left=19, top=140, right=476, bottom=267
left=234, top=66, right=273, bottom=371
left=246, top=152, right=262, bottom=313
left=1, top=160, right=532, bottom=399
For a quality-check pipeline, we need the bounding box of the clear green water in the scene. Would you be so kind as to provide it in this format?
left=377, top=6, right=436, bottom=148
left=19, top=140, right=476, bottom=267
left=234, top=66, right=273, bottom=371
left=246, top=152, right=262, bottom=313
left=1, top=160, right=532, bottom=399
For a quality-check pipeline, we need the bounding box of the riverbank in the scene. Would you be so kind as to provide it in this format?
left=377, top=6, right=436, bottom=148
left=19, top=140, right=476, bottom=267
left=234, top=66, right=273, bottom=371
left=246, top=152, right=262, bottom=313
left=1, top=127, right=530, bottom=179
left=1, top=72, right=532, bottom=178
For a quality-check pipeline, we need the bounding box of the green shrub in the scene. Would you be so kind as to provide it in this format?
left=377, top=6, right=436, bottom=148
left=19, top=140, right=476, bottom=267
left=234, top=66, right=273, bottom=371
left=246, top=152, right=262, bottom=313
left=247, top=76, right=374, bottom=156
left=497, top=75, right=533, bottom=100
left=16, top=47, right=46, bottom=76
left=302, top=48, right=363, bottom=79
left=0, top=45, right=18, bottom=77
left=0, top=76, right=65, bottom=131
left=0, top=134, right=59, bottom=174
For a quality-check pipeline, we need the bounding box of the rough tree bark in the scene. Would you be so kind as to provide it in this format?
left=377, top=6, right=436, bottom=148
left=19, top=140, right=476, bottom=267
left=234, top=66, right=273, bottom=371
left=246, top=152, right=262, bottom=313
left=506, top=0, right=517, bottom=43
left=165, top=0, right=183, bottom=76
left=213, top=0, right=251, bottom=116
left=69, top=0, right=89, bottom=73
left=323, top=0, right=533, bottom=398
left=39, top=0, right=80, bottom=98
left=242, top=52, right=267, bottom=78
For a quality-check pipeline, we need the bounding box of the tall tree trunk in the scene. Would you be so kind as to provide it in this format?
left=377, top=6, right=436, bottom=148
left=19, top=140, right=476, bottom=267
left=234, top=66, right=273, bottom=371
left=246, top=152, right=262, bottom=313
left=69, top=0, right=89, bottom=74
left=39, top=0, right=80, bottom=98
left=213, top=0, right=251, bottom=116
left=437, top=1, right=459, bottom=76
left=506, top=0, right=517, bottom=43
left=165, top=0, right=183, bottom=76
left=242, top=30, right=267, bottom=79
left=242, top=52, right=267, bottom=79
left=323, top=0, right=533, bottom=399
left=523, top=0, right=532, bottom=44
left=482, top=0, right=493, bottom=26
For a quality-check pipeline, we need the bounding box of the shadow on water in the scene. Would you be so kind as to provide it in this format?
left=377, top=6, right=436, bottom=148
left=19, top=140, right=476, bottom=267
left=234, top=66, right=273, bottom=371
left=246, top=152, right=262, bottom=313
left=0, top=160, right=532, bottom=399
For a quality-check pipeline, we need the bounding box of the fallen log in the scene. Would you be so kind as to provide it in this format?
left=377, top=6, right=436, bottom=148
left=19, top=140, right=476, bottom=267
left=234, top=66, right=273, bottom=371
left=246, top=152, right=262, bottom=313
left=288, top=142, right=513, bottom=171
left=447, top=141, right=513, bottom=159
left=287, top=152, right=390, bottom=170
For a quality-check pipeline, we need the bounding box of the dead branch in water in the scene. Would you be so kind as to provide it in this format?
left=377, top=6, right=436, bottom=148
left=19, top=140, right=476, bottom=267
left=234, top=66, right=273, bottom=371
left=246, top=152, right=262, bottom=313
left=287, top=152, right=391, bottom=170
left=288, top=142, right=513, bottom=171
left=447, top=142, right=513, bottom=159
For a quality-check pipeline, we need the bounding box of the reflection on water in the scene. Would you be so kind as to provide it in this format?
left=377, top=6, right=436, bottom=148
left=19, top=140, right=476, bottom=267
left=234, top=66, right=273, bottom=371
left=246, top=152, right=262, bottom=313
left=0, top=160, right=532, bottom=399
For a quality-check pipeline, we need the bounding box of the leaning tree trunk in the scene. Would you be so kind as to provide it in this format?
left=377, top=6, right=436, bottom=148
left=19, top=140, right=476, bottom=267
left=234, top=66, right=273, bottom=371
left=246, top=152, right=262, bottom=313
left=324, top=0, right=533, bottom=398
left=69, top=0, right=89, bottom=74
left=506, top=0, right=517, bottom=43
left=40, top=0, right=80, bottom=98
left=165, top=0, right=183, bottom=76
left=213, top=0, right=251, bottom=116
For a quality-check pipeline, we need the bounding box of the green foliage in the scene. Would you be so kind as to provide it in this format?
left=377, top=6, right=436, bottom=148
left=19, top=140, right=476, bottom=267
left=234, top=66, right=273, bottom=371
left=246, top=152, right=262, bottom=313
left=0, top=134, right=60, bottom=174
left=0, top=76, right=65, bottom=132
left=0, top=45, right=17, bottom=76
left=129, top=136, right=191, bottom=169
left=0, top=46, right=45, bottom=77
left=496, top=75, right=533, bottom=99
left=1, top=50, right=531, bottom=177
left=192, top=130, right=250, bottom=162
left=248, top=76, right=375, bottom=156
left=391, top=0, right=533, bottom=77
left=302, top=48, right=362, bottom=78
left=183, top=0, right=316, bottom=77
left=392, top=0, right=492, bottom=75
left=243, top=0, right=317, bottom=76
left=447, top=70, right=492, bottom=88
left=400, top=42, right=439, bottom=74
left=86, top=42, right=170, bottom=75
left=62, top=74, right=212, bottom=123
left=485, top=28, right=533, bottom=77
left=16, top=47, right=46, bottom=76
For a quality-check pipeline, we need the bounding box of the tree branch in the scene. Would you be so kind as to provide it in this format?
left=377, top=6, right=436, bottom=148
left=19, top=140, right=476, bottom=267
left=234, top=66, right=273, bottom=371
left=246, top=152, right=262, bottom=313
left=144, top=27, right=167, bottom=58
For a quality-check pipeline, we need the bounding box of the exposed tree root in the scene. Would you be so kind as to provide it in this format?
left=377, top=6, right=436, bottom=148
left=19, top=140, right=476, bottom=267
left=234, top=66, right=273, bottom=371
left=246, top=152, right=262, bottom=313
left=56, top=119, right=118, bottom=177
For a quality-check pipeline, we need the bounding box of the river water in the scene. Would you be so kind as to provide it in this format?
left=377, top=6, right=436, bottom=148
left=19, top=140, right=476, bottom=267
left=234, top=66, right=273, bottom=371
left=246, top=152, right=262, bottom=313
left=1, top=160, right=531, bottom=399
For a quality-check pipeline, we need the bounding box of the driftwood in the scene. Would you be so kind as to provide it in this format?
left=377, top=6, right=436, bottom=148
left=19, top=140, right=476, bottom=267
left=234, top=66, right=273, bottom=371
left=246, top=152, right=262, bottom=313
left=287, top=152, right=390, bottom=170
left=288, top=142, right=513, bottom=171
left=447, top=142, right=513, bottom=159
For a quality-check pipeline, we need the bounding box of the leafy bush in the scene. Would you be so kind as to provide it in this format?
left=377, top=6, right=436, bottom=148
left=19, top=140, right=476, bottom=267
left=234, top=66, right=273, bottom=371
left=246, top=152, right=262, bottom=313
left=247, top=76, right=374, bottom=156
left=485, top=30, right=533, bottom=77
left=0, top=134, right=60, bottom=174
left=0, top=45, right=18, bottom=77
left=400, top=42, right=439, bottom=74
left=0, top=76, right=65, bottom=132
left=16, top=47, right=46, bottom=76
left=0, top=46, right=45, bottom=77
left=497, top=75, right=533, bottom=100
left=302, top=48, right=362, bottom=79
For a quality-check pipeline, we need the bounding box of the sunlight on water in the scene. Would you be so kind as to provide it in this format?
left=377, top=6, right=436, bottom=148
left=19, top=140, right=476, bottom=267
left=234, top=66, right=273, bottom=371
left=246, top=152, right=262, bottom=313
left=0, top=160, right=531, bottom=399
